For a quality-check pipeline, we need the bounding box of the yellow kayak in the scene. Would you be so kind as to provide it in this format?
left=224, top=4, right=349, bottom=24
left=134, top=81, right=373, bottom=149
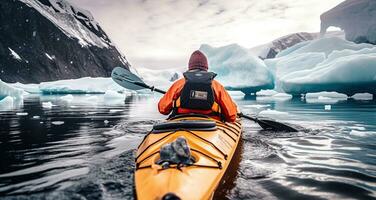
left=135, top=114, right=242, bottom=200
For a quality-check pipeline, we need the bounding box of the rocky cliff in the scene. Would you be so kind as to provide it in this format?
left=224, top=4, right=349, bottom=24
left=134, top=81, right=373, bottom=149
left=0, top=0, right=130, bottom=83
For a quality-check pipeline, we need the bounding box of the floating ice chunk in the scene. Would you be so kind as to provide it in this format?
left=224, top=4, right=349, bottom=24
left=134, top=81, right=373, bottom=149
left=60, top=94, right=74, bottom=102
left=42, top=102, right=54, bottom=109
left=10, top=82, right=40, bottom=94
left=256, top=90, right=278, bottom=96
left=104, top=90, right=124, bottom=99
left=259, top=109, right=288, bottom=116
left=306, top=92, right=348, bottom=99
left=324, top=105, right=331, bottom=110
left=104, top=120, right=109, bottom=124
left=8, top=48, right=22, bottom=61
left=109, top=109, right=123, bottom=113
left=52, top=121, right=64, bottom=125
left=273, top=93, right=292, bottom=98
left=33, top=116, right=40, bottom=119
left=351, top=93, right=373, bottom=100
left=243, top=104, right=271, bottom=109
left=16, top=112, right=28, bottom=116
left=39, top=77, right=127, bottom=94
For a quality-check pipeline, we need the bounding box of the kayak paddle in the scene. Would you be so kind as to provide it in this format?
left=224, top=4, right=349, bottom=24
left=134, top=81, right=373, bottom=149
left=111, top=67, right=298, bottom=132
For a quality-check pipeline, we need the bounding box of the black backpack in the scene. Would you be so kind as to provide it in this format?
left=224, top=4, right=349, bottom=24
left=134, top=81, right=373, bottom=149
left=179, top=71, right=217, bottom=110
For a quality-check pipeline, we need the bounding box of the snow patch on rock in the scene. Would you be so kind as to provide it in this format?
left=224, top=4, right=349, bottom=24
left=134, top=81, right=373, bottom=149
left=20, top=0, right=109, bottom=48
left=8, top=48, right=22, bottom=61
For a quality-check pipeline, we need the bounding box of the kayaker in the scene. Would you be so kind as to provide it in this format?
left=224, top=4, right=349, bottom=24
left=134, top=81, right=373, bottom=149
left=158, top=50, right=238, bottom=122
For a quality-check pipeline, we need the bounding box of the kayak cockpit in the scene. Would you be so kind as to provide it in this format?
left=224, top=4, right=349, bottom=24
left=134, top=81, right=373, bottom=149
left=152, top=120, right=217, bottom=133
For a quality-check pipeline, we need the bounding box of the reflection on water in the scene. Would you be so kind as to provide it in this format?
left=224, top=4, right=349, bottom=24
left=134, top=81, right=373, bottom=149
left=0, top=94, right=375, bottom=199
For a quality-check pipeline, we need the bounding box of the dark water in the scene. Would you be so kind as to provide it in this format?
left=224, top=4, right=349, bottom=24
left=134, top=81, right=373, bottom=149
left=0, top=93, right=375, bottom=200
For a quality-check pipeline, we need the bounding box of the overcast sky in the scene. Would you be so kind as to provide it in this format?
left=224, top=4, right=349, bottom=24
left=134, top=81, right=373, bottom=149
left=68, top=0, right=344, bottom=69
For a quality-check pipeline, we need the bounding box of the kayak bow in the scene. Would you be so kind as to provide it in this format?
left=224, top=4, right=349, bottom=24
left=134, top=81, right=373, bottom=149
left=135, top=114, right=242, bottom=200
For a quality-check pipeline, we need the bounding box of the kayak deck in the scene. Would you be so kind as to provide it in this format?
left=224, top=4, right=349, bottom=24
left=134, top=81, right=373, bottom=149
left=135, top=116, right=242, bottom=200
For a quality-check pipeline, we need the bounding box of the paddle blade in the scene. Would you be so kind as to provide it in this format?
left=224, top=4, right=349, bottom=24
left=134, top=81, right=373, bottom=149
left=257, top=118, right=298, bottom=132
left=111, top=67, right=146, bottom=90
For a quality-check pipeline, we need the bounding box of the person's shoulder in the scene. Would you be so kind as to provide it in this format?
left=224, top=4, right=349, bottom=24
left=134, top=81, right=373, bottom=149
left=212, top=79, right=225, bottom=88
left=171, top=78, right=185, bottom=88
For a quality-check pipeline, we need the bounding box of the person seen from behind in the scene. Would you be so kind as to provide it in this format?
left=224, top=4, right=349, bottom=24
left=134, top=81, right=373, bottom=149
left=158, top=50, right=238, bottom=122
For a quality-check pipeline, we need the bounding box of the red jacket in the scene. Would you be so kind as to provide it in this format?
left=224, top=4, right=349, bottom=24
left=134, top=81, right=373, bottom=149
left=158, top=78, right=238, bottom=122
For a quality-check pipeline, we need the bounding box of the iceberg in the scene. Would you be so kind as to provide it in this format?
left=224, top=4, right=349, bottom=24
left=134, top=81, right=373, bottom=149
left=321, top=0, right=376, bottom=44
left=200, top=44, right=274, bottom=95
left=265, top=37, right=376, bottom=96
left=0, top=79, right=25, bottom=100
left=0, top=96, right=14, bottom=110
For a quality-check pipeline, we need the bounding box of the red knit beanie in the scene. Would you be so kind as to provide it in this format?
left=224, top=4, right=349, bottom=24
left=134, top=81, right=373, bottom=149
left=188, top=50, right=208, bottom=71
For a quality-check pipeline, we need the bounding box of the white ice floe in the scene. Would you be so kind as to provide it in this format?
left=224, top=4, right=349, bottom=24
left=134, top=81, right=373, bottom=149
left=39, top=77, right=128, bottom=94
left=351, top=93, right=373, bottom=100
left=52, top=121, right=64, bottom=125
left=305, top=92, right=348, bottom=99
left=256, top=90, right=278, bottom=96
left=324, top=105, right=332, bottom=110
left=33, top=116, right=41, bottom=119
left=259, top=109, right=288, bottom=116
left=16, top=112, right=28, bottom=116
left=243, top=104, right=271, bottom=109
left=42, top=102, right=54, bottom=109
left=109, top=109, right=123, bottom=113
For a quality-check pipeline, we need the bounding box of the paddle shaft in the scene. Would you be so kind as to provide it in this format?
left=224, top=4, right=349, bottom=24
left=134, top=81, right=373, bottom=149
left=134, top=81, right=259, bottom=123
left=117, top=73, right=298, bottom=132
left=132, top=81, right=166, bottom=94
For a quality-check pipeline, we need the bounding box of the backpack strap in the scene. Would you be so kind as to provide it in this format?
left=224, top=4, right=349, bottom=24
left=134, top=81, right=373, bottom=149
left=172, top=97, right=224, bottom=120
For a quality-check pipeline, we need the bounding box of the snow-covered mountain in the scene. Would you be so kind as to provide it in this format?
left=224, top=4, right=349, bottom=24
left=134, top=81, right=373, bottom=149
left=249, top=31, right=345, bottom=59
left=0, top=0, right=130, bottom=83
left=321, top=0, right=376, bottom=44
left=250, top=32, right=316, bottom=59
